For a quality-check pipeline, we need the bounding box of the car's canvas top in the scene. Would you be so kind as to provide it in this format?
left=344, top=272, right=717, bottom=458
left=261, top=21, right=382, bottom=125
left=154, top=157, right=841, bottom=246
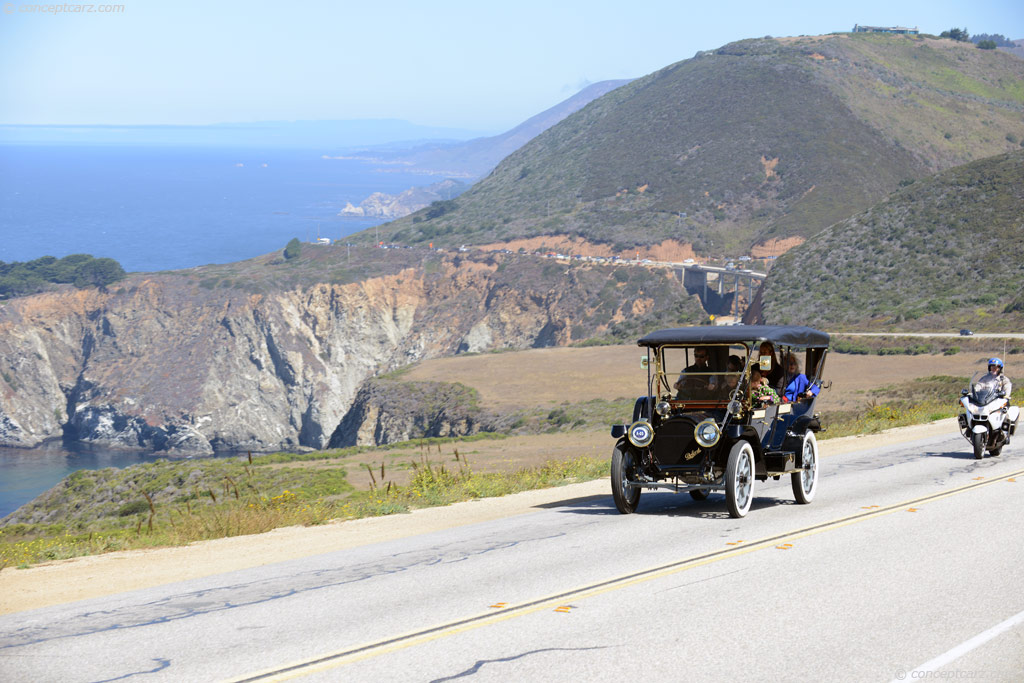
left=637, top=325, right=830, bottom=348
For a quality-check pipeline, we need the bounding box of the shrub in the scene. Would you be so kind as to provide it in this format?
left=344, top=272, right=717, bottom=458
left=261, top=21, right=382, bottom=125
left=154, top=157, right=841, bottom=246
left=0, top=254, right=126, bottom=297
left=939, top=28, right=970, bottom=42
left=73, top=257, right=126, bottom=289
left=117, top=500, right=150, bottom=517
left=284, top=238, right=302, bottom=260
left=424, top=199, right=458, bottom=221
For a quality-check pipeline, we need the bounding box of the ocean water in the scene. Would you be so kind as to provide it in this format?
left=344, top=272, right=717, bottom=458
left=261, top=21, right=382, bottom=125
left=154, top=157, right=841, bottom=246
left=0, top=443, right=248, bottom=519
left=0, top=143, right=447, bottom=517
left=0, top=144, right=436, bottom=272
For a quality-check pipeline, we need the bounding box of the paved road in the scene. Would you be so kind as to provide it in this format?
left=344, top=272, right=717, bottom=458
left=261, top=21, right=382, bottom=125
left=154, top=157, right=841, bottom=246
left=2, top=432, right=1023, bottom=682
left=838, top=332, right=1024, bottom=340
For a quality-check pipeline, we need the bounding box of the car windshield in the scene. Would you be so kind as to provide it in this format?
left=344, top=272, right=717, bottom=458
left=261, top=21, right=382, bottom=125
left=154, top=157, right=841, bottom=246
left=659, top=345, right=747, bottom=402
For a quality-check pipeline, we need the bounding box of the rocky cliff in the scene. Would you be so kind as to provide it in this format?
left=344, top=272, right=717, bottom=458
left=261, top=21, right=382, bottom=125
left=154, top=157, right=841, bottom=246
left=0, top=250, right=703, bottom=453
left=329, top=378, right=508, bottom=448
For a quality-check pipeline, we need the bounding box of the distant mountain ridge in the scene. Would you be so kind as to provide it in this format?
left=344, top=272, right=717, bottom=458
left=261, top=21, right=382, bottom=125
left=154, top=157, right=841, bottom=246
left=368, top=80, right=635, bottom=177
left=999, top=38, right=1024, bottom=59
left=329, top=80, right=633, bottom=224
left=0, top=119, right=488, bottom=148
left=370, top=33, right=1024, bottom=256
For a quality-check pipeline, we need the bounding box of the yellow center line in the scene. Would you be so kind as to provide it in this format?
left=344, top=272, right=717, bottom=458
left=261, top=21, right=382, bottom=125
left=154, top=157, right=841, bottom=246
left=227, top=466, right=1024, bottom=683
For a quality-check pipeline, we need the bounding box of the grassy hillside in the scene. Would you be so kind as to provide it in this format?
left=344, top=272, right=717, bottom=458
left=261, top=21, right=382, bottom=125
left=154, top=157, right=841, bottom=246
left=367, top=33, right=1024, bottom=255
left=760, top=150, right=1024, bottom=330
left=379, top=79, right=633, bottom=177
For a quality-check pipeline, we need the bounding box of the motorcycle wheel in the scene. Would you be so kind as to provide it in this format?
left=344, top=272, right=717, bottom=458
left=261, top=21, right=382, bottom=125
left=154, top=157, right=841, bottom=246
left=972, top=431, right=985, bottom=460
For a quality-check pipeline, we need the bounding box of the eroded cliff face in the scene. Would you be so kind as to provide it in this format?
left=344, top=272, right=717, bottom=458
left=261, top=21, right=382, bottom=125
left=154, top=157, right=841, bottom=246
left=329, top=378, right=508, bottom=448
left=0, top=254, right=699, bottom=453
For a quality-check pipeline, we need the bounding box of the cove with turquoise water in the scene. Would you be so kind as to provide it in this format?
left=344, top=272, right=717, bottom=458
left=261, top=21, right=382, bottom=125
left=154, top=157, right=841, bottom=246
left=0, top=443, right=246, bottom=519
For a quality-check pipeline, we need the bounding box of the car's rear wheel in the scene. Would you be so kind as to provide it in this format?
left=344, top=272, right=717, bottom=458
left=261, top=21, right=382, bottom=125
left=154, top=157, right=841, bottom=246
left=611, top=441, right=641, bottom=514
left=792, top=431, right=819, bottom=504
left=725, top=441, right=755, bottom=518
left=972, top=431, right=985, bottom=460
left=689, top=489, right=710, bottom=502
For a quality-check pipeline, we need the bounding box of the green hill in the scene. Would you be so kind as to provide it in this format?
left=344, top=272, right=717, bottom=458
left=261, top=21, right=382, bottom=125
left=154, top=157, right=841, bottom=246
left=759, top=150, right=1024, bottom=330
left=367, top=33, right=1024, bottom=255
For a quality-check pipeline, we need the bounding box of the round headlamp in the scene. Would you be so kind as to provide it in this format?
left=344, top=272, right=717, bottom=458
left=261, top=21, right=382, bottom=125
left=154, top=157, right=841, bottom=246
left=627, top=420, right=654, bottom=448
left=655, top=401, right=671, bottom=417
left=694, top=419, right=721, bottom=448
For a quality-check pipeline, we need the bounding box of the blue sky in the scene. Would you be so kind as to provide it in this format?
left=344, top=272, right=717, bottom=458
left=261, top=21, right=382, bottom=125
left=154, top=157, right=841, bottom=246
left=1, top=0, right=1021, bottom=132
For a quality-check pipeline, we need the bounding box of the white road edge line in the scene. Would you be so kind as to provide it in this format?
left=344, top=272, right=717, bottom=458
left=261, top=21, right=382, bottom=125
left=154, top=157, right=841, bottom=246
left=894, top=608, right=1024, bottom=681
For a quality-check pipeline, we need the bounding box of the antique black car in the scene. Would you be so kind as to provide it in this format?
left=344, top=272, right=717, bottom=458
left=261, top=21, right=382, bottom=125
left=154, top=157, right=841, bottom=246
left=611, top=325, right=830, bottom=518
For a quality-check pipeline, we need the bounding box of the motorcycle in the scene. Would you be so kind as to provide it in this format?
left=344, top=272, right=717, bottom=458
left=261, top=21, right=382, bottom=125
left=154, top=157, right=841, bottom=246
left=958, top=372, right=1019, bottom=459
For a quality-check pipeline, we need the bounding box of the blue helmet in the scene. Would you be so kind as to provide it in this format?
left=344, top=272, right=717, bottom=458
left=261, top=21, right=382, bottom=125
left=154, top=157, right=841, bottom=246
left=988, top=357, right=1004, bottom=371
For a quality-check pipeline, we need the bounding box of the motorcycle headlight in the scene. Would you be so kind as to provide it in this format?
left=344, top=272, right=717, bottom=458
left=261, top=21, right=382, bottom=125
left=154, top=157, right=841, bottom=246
left=694, top=419, right=721, bottom=448
left=627, top=420, right=654, bottom=448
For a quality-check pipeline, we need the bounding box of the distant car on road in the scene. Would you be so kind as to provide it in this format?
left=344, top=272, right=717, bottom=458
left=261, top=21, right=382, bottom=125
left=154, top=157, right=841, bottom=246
left=960, top=329, right=974, bottom=336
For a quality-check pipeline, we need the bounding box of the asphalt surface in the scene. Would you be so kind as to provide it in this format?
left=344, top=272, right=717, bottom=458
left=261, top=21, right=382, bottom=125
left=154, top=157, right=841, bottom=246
left=1, top=431, right=1022, bottom=682
left=839, top=332, right=1024, bottom=339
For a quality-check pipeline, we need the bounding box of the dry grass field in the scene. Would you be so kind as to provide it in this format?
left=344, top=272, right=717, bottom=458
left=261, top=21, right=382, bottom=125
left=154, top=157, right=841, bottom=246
left=318, top=345, right=989, bottom=492
left=399, top=344, right=985, bottom=413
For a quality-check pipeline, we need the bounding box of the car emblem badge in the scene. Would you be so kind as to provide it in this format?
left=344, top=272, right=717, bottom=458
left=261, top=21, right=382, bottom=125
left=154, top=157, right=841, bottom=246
left=684, top=448, right=700, bottom=461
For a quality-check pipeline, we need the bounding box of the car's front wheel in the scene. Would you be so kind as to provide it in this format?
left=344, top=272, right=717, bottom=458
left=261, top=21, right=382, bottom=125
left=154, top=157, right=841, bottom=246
left=725, top=441, right=755, bottom=518
left=611, top=441, right=641, bottom=514
left=792, top=431, right=818, bottom=504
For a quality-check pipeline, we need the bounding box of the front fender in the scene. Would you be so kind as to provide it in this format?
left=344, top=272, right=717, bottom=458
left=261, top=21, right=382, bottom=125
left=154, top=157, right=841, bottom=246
left=632, top=396, right=653, bottom=422
left=791, top=414, right=822, bottom=433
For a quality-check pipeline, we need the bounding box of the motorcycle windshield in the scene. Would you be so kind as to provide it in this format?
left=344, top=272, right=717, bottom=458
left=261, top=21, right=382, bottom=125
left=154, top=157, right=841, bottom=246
left=970, top=372, right=999, bottom=405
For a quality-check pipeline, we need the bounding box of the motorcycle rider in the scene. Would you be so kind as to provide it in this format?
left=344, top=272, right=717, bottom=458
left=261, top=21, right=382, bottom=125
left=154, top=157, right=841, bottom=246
left=984, top=357, right=1012, bottom=399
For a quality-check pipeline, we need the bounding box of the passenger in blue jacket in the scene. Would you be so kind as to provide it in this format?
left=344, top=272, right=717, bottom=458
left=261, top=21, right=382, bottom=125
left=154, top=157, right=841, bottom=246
left=782, top=353, right=819, bottom=402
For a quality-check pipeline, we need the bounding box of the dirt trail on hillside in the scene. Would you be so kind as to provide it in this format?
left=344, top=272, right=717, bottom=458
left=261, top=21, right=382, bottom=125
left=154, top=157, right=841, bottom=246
left=474, top=237, right=699, bottom=262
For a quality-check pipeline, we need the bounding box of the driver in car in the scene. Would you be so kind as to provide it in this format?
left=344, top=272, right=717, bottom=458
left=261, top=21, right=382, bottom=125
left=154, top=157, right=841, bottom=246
left=674, top=347, right=713, bottom=398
